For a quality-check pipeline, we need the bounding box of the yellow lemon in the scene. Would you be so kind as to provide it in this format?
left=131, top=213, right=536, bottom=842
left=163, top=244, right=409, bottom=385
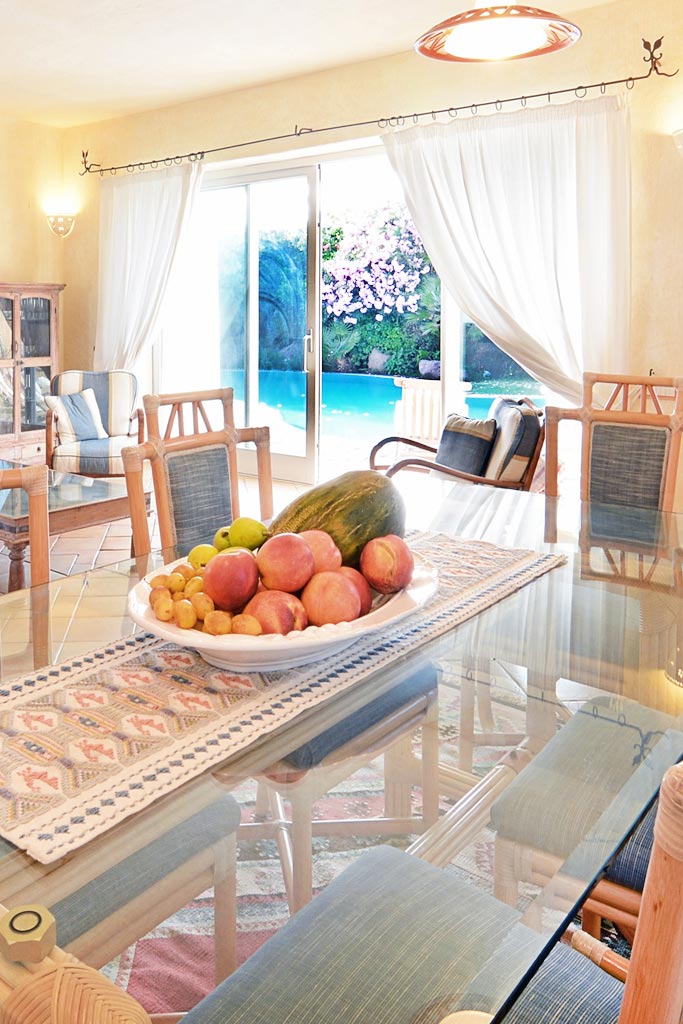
left=227, top=517, right=269, bottom=551
left=213, top=526, right=232, bottom=551
left=187, top=543, right=219, bottom=571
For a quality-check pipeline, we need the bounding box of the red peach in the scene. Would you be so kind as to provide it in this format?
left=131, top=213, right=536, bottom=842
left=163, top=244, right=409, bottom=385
left=256, top=533, right=315, bottom=593
left=339, top=566, right=374, bottom=616
left=300, top=571, right=361, bottom=627
left=243, top=590, right=308, bottom=635
left=359, top=535, right=414, bottom=594
left=202, top=548, right=259, bottom=611
left=299, top=529, right=343, bottom=573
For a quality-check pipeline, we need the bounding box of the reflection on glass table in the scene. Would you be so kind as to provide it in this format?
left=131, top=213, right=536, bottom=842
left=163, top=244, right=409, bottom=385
left=0, top=482, right=680, bottom=1021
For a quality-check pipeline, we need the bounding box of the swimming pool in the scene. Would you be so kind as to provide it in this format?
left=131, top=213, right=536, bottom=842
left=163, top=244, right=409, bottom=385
left=222, top=369, right=546, bottom=440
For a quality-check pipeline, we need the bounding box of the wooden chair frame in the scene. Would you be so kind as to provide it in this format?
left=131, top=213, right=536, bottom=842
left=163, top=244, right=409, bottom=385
left=0, top=464, right=50, bottom=587
left=545, top=372, right=683, bottom=509
left=370, top=397, right=545, bottom=492
left=143, top=388, right=235, bottom=442
left=122, top=427, right=273, bottom=558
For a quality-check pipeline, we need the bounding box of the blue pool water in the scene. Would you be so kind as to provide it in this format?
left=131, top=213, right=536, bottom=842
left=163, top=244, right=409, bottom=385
left=222, top=369, right=546, bottom=439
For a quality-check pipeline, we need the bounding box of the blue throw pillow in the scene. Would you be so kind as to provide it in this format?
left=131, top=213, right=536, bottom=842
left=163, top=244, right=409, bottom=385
left=45, top=389, right=109, bottom=444
left=435, top=413, right=497, bottom=475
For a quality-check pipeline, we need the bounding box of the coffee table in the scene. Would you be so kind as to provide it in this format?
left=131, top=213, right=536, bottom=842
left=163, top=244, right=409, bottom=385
left=0, top=462, right=145, bottom=591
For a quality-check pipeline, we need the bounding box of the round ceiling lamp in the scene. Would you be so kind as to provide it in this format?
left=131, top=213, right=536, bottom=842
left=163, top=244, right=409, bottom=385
left=415, top=4, right=581, bottom=62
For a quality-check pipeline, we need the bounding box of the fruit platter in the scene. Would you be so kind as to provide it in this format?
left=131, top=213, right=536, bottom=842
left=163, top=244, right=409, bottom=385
left=127, top=471, right=438, bottom=671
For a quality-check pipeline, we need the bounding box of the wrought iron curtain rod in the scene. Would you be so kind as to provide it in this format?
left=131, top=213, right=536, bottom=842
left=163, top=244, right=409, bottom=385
left=81, top=37, right=677, bottom=176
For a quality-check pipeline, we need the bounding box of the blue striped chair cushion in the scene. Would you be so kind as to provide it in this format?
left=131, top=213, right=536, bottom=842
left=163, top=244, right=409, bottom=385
left=589, top=423, right=669, bottom=508
left=485, top=398, right=542, bottom=483
left=502, top=943, right=622, bottom=1023
left=435, top=413, right=497, bottom=475
left=51, top=436, right=134, bottom=476
left=0, top=794, right=240, bottom=949
left=283, top=662, right=438, bottom=770
left=490, top=696, right=675, bottom=858
left=605, top=797, right=656, bottom=892
left=182, top=844, right=521, bottom=1024
left=44, top=389, right=108, bottom=443
left=165, top=446, right=234, bottom=554
left=52, top=370, right=137, bottom=438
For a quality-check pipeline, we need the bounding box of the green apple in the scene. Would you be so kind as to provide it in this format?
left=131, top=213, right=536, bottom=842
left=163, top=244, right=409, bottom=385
left=213, top=526, right=232, bottom=551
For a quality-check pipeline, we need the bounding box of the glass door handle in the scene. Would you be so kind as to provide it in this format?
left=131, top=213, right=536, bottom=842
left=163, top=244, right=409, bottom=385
left=303, top=330, right=313, bottom=354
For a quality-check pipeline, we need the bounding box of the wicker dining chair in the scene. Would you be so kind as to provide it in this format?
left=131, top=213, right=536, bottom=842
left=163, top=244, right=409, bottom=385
left=122, top=425, right=273, bottom=559
left=0, top=464, right=50, bottom=587
left=143, top=388, right=235, bottom=442
left=142, top=762, right=683, bottom=1024
left=544, top=372, right=683, bottom=511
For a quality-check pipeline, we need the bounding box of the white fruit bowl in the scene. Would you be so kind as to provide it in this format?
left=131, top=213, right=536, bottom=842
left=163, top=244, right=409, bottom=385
left=127, top=554, right=438, bottom=671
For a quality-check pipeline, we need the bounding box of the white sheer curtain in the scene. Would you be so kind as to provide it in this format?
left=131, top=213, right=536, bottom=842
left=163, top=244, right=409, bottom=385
left=383, top=96, right=631, bottom=404
left=94, top=163, right=203, bottom=371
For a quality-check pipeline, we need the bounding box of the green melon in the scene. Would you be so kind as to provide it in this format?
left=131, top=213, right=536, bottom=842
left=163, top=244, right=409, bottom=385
left=269, top=470, right=406, bottom=567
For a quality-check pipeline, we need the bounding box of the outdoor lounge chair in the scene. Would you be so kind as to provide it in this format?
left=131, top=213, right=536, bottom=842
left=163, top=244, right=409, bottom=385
left=370, top=396, right=545, bottom=492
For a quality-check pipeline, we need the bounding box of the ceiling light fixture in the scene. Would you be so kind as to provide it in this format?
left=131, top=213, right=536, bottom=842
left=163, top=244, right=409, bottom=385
left=415, top=4, right=581, bottom=63
left=46, top=214, right=76, bottom=238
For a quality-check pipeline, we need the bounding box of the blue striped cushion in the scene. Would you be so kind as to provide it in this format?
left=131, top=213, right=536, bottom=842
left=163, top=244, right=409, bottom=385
left=283, top=662, right=438, bottom=769
left=182, top=845, right=520, bottom=1024
left=52, top=371, right=137, bottom=438
left=51, top=437, right=132, bottom=476
left=502, top=943, right=622, bottom=1023
left=0, top=795, right=240, bottom=949
left=589, top=423, right=668, bottom=508
left=435, top=413, right=497, bottom=475
left=166, top=446, right=234, bottom=554
left=490, top=697, right=675, bottom=858
left=605, top=798, right=656, bottom=892
left=485, top=398, right=542, bottom=483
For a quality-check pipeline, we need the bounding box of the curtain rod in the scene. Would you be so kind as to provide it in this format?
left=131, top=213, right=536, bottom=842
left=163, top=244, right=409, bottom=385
left=80, top=37, right=677, bottom=176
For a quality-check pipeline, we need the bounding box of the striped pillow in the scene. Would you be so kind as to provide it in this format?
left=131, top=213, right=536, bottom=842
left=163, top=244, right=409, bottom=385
left=45, top=389, right=108, bottom=444
left=435, top=413, right=497, bottom=476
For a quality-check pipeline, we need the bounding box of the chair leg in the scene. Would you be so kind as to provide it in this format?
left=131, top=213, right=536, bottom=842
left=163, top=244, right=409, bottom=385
left=213, top=834, right=238, bottom=983
left=290, top=793, right=314, bottom=914
left=384, top=735, right=415, bottom=818
left=421, top=697, right=440, bottom=827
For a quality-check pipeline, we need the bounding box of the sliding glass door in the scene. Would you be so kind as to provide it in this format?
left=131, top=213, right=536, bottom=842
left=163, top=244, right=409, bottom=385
left=162, top=167, right=320, bottom=483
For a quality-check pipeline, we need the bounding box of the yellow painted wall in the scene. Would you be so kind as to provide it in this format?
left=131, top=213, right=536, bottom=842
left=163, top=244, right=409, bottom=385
left=0, top=118, right=65, bottom=286
left=22, top=0, right=683, bottom=376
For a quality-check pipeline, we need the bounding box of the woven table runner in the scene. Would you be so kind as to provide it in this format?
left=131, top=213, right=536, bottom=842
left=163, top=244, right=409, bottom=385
left=0, top=532, right=565, bottom=863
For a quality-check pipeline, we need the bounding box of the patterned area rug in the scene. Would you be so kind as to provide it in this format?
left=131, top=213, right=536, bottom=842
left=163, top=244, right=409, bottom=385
left=102, top=678, right=531, bottom=1015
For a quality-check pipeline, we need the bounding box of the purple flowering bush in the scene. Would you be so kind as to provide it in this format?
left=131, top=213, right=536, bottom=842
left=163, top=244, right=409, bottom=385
left=322, top=207, right=440, bottom=376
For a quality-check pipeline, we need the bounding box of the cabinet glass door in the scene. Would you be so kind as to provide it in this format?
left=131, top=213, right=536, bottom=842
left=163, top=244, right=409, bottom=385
left=0, top=299, right=12, bottom=360
left=21, top=366, right=50, bottom=432
left=20, top=297, right=51, bottom=358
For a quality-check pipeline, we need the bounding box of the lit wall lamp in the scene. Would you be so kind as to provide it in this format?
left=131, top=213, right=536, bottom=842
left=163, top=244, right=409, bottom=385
left=46, top=214, right=76, bottom=238
left=415, top=3, right=581, bottom=62
left=673, top=129, right=683, bottom=156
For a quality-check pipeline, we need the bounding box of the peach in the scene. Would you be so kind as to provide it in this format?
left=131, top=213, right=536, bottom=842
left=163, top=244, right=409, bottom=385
left=243, top=589, right=308, bottom=635
left=202, top=547, right=259, bottom=611
left=339, top=566, right=374, bottom=616
left=299, top=530, right=343, bottom=573
left=300, top=571, right=361, bottom=627
left=360, top=535, right=414, bottom=594
left=256, top=533, right=315, bottom=593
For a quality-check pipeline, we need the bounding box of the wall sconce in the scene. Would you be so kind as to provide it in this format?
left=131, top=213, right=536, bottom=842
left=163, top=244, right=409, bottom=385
left=673, top=129, right=683, bottom=156
left=46, top=214, right=76, bottom=238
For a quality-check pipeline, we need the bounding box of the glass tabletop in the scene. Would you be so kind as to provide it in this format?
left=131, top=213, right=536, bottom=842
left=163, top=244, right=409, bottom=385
left=0, top=460, right=128, bottom=523
left=0, top=480, right=681, bottom=1020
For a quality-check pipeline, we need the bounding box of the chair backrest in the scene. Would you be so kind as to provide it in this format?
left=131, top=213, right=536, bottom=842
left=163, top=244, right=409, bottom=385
left=52, top=370, right=138, bottom=437
left=545, top=373, right=683, bottom=511
left=143, top=388, right=234, bottom=443
left=0, top=464, right=50, bottom=586
left=122, top=425, right=273, bottom=558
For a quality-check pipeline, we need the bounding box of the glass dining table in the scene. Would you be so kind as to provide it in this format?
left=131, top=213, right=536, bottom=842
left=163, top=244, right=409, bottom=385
left=0, top=477, right=681, bottom=1023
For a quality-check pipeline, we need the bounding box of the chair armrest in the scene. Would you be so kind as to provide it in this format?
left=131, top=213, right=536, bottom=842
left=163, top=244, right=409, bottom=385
left=370, top=436, right=438, bottom=471
left=385, top=458, right=527, bottom=488
left=130, top=408, right=145, bottom=442
left=569, top=927, right=629, bottom=983
left=45, top=408, right=57, bottom=466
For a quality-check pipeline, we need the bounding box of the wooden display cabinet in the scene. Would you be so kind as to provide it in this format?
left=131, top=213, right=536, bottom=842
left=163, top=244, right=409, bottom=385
left=0, top=283, right=64, bottom=463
